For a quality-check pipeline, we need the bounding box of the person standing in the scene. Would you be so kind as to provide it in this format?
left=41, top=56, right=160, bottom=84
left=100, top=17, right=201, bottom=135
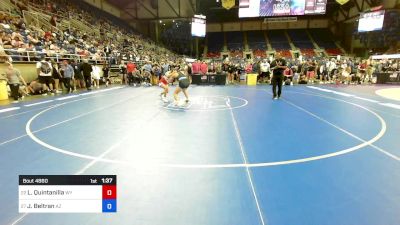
left=51, top=60, right=62, bottom=93
left=161, top=61, right=170, bottom=76
left=169, top=69, right=190, bottom=106
left=270, top=53, right=287, bottom=99
left=259, top=59, right=270, bottom=83
left=91, top=63, right=101, bottom=89
left=191, top=60, right=201, bottom=74
left=306, top=59, right=316, bottom=83
left=200, top=61, right=208, bottom=75
left=152, top=63, right=161, bottom=85
left=119, top=60, right=127, bottom=85
left=71, top=59, right=84, bottom=91
left=126, top=60, right=136, bottom=83
left=5, top=62, right=27, bottom=103
left=80, top=59, right=92, bottom=90
left=36, top=56, right=54, bottom=93
left=60, top=60, right=74, bottom=93
left=227, top=62, right=235, bottom=84
left=102, top=63, right=110, bottom=87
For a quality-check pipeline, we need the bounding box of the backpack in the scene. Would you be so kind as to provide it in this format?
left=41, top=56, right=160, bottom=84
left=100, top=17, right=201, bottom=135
left=40, top=61, right=51, bottom=74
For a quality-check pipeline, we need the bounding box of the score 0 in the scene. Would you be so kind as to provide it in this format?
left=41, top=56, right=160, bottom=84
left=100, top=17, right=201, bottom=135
left=102, top=185, right=117, bottom=213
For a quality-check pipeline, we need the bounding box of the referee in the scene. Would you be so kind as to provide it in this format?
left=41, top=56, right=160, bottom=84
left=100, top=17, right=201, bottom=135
left=270, top=53, right=287, bottom=99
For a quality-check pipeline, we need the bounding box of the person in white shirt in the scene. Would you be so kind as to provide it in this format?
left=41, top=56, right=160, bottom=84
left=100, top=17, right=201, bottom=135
left=259, top=59, right=270, bottom=83
left=327, top=59, right=337, bottom=78
left=319, top=63, right=328, bottom=83
left=91, top=63, right=101, bottom=89
left=36, top=56, right=54, bottom=93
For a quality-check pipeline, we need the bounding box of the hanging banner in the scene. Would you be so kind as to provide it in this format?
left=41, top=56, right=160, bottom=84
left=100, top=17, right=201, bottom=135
left=336, top=0, right=350, bottom=5
left=222, top=0, right=235, bottom=10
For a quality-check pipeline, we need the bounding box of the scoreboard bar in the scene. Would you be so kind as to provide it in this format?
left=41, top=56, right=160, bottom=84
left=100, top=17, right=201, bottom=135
left=19, top=175, right=117, bottom=213
left=19, top=175, right=116, bottom=185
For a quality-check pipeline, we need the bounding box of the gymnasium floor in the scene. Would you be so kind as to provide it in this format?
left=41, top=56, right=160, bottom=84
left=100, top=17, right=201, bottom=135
left=1, top=84, right=400, bottom=225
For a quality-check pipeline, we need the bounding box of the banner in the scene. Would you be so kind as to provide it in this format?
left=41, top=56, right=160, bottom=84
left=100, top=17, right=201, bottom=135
left=222, top=0, right=235, bottom=10
left=336, top=0, right=350, bottom=5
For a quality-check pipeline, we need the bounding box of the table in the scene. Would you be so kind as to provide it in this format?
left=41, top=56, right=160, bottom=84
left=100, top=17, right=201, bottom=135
left=375, top=72, right=400, bottom=84
left=191, top=74, right=226, bottom=85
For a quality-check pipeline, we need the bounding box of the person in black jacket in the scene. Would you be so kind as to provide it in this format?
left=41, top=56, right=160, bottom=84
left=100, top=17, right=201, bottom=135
left=51, top=60, right=62, bottom=93
left=80, top=59, right=93, bottom=90
left=270, top=53, right=287, bottom=99
left=71, top=60, right=84, bottom=90
left=102, top=63, right=110, bottom=87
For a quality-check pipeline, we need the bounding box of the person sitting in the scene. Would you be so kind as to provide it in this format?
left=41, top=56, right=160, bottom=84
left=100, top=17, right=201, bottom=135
left=283, top=67, right=293, bottom=85
left=141, top=69, right=152, bottom=87
left=28, top=79, right=49, bottom=95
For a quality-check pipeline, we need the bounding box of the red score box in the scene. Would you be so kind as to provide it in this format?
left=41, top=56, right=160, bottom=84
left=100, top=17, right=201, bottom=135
left=102, top=185, right=117, bottom=199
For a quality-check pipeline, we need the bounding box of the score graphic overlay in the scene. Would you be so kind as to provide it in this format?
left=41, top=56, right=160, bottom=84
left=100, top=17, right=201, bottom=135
left=19, top=175, right=117, bottom=213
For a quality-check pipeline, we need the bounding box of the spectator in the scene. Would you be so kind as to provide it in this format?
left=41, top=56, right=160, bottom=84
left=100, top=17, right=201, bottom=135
left=126, top=60, right=136, bottom=82
left=80, top=59, right=92, bottom=90
left=161, top=61, right=170, bottom=75
left=283, top=67, right=293, bottom=85
left=200, top=61, right=208, bottom=75
left=259, top=59, right=270, bottom=83
left=102, top=63, right=110, bottom=87
left=51, top=60, right=62, bottom=93
left=191, top=60, right=201, bottom=74
left=11, top=36, right=24, bottom=49
left=71, top=60, right=84, bottom=90
left=0, top=45, right=11, bottom=62
left=60, top=60, right=74, bottom=93
left=36, top=55, right=54, bottom=93
left=50, top=15, right=57, bottom=27
left=28, top=79, right=49, bottom=95
left=118, top=60, right=127, bottom=85
left=142, top=60, right=152, bottom=74
left=152, top=63, right=161, bottom=85
left=91, top=62, right=101, bottom=89
left=5, top=61, right=27, bottom=102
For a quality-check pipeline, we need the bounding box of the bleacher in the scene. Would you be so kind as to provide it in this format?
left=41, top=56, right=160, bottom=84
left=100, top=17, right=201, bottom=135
left=300, top=48, right=316, bottom=58
left=287, top=29, right=314, bottom=49
left=247, top=31, right=267, bottom=51
left=309, top=29, right=339, bottom=49
left=0, top=0, right=178, bottom=67
left=267, top=30, right=291, bottom=50
left=253, top=49, right=266, bottom=58
left=309, top=29, right=343, bottom=56
left=325, top=48, right=343, bottom=56
left=204, top=28, right=349, bottom=59
left=226, top=31, right=243, bottom=51
left=287, top=29, right=315, bottom=57
left=206, top=32, right=224, bottom=58
left=276, top=50, right=292, bottom=59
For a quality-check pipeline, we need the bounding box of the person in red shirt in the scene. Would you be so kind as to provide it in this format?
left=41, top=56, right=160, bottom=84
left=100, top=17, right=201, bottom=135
left=283, top=67, right=293, bottom=85
left=44, top=31, right=52, bottom=41
left=358, top=60, right=367, bottom=82
left=200, top=61, right=208, bottom=75
left=126, top=60, right=136, bottom=85
left=192, top=60, right=201, bottom=74
left=126, top=60, right=136, bottom=73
